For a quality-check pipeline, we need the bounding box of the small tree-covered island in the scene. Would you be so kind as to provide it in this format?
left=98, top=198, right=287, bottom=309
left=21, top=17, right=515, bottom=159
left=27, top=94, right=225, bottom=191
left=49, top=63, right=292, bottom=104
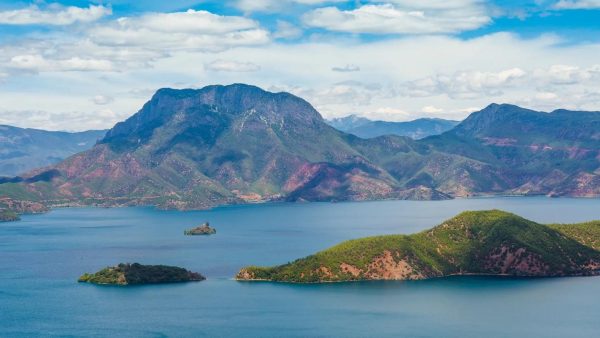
left=237, top=210, right=600, bottom=283
left=184, top=222, right=216, bottom=236
left=79, top=263, right=205, bottom=285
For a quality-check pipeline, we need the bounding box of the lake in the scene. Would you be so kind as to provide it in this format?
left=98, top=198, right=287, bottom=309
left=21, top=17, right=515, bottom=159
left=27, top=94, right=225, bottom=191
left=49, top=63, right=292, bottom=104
left=1, top=197, right=599, bottom=337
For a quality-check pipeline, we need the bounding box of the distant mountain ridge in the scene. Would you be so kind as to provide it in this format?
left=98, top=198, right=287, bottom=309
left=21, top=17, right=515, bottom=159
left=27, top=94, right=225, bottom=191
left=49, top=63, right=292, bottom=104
left=425, top=103, right=600, bottom=197
left=327, top=115, right=459, bottom=139
left=0, top=84, right=598, bottom=214
left=0, top=125, right=106, bottom=176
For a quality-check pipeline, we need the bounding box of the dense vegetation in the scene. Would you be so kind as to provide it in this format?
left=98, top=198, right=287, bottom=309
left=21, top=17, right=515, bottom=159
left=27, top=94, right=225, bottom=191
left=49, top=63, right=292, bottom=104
left=237, top=210, right=600, bottom=283
left=0, top=85, right=598, bottom=214
left=78, top=263, right=205, bottom=285
left=0, top=209, right=19, bottom=222
left=184, top=222, right=216, bottom=235
left=549, top=221, right=600, bottom=251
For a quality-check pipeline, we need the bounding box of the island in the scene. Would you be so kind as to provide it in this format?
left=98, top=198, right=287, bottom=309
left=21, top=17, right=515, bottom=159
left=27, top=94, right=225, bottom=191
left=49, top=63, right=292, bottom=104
left=0, top=209, right=20, bottom=222
left=184, top=222, right=216, bottom=236
left=78, top=263, right=205, bottom=285
left=236, top=210, right=600, bottom=283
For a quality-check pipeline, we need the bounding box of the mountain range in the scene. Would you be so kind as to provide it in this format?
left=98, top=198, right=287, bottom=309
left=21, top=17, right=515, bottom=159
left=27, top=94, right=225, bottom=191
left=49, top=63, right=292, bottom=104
left=0, top=84, right=598, bottom=214
left=327, top=115, right=459, bottom=139
left=0, top=125, right=106, bottom=176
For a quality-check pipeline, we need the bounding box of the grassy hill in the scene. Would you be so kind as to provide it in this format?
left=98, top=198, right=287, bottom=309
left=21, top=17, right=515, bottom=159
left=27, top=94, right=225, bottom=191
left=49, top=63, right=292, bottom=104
left=236, top=210, right=600, bottom=283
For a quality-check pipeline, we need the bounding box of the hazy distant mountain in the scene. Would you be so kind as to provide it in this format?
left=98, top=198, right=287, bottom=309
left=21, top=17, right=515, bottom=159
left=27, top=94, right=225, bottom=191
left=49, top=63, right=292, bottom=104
left=326, top=115, right=371, bottom=131
left=0, top=85, right=597, bottom=213
left=327, top=115, right=459, bottom=139
left=0, top=126, right=107, bottom=176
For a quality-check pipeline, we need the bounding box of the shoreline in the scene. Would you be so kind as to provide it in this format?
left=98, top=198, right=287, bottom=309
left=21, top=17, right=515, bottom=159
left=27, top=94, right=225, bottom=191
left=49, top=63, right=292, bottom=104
left=9, top=193, right=600, bottom=217
left=234, top=271, right=600, bottom=285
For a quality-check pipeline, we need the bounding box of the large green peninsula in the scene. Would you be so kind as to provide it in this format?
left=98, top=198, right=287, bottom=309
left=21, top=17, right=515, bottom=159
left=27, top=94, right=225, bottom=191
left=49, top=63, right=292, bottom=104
left=237, top=210, right=600, bottom=283
left=79, top=263, right=205, bottom=285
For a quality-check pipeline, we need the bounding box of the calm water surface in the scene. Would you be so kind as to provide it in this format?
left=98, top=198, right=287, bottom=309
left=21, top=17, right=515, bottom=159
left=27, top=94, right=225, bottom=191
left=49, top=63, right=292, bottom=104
left=1, top=197, right=599, bottom=337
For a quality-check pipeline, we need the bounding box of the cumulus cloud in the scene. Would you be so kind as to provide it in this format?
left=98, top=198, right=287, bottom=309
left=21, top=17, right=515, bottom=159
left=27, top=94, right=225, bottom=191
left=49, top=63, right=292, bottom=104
left=332, top=64, right=360, bottom=72
left=92, top=95, right=114, bottom=105
left=273, top=20, right=303, bottom=39
left=303, top=1, right=490, bottom=34
left=535, top=64, right=600, bottom=84
left=88, top=10, right=270, bottom=53
left=401, top=68, right=527, bottom=99
left=205, top=60, right=261, bottom=72
left=9, top=54, right=113, bottom=72
left=0, top=4, right=111, bottom=25
left=0, top=9, right=271, bottom=76
left=0, top=109, right=121, bottom=131
left=422, top=105, right=443, bottom=114
left=553, top=0, right=600, bottom=9
left=236, top=0, right=346, bottom=13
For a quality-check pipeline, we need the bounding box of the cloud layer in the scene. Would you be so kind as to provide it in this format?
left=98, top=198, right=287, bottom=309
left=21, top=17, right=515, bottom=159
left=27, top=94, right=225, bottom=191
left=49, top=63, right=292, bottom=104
left=0, top=4, right=110, bottom=25
left=0, top=2, right=599, bottom=130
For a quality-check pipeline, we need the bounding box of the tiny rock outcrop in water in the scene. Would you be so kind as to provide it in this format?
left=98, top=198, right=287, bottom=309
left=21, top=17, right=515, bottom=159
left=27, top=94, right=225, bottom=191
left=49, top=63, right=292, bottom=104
left=78, top=263, right=205, bottom=285
left=236, top=210, right=600, bottom=283
left=184, top=222, right=216, bottom=236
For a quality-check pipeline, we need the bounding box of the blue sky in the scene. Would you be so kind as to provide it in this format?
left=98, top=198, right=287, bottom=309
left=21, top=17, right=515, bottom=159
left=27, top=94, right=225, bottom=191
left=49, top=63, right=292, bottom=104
left=0, top=0, right=599, bottom=130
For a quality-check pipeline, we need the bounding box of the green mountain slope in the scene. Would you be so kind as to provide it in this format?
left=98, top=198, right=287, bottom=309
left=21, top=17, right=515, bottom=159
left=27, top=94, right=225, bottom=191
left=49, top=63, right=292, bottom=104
left=237, top=210, right=600, bottom=283
left=0, top=85, right=597, bottom=215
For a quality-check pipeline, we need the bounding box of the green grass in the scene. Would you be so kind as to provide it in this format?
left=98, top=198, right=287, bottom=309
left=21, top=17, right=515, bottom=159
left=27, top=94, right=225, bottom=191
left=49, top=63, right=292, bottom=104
left=238, top=210, right=600, bottom=283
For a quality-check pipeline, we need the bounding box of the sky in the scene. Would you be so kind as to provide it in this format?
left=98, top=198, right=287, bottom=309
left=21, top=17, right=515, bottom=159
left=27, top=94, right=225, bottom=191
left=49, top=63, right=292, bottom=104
left=0, top=0, right=599, bottom=131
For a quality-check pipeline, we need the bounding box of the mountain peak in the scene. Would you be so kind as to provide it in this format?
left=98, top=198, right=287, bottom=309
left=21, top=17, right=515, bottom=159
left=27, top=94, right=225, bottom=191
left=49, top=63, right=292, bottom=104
left=104, top=84, right=323, bottom=142
left=451, top=103, right=541, bottom=137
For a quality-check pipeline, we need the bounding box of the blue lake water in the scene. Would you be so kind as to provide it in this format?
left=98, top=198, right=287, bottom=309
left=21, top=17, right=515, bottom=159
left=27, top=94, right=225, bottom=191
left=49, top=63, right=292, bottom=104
left=1, top=197, right=599, bottom=337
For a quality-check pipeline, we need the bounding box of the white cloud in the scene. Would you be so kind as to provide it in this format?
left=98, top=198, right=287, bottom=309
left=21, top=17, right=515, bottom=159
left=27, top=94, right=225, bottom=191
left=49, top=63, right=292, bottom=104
left=9, top=54, right=113, bottom=72
left=205, top=60, right=261, bottom=72
left=89, top=10, right=270, bottom=53
left=0, top=109, right=121, bottom=131
left=536, top=64, right=600, bottom=84
left=401, top=68, right=527, bottom=99
left=0, top=4, right=110, bottom=25
left=0, top=9, right=271, bottom=76
left=553, top=0, right=600, bottom=9
left=92, top=95, right=114, bottom=105
left=303, top=1, right=490, bottom=34
left=368, top=107, right=411, bottom=121
left=236, top=0, right=346, bottom=13
left=2, top=21, right=600, bottom=130
left=273, top=20, right=303, bottom=39
left=422, top=105, right=443, bottom=114
left=332, top=64, right=360, bottom=72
